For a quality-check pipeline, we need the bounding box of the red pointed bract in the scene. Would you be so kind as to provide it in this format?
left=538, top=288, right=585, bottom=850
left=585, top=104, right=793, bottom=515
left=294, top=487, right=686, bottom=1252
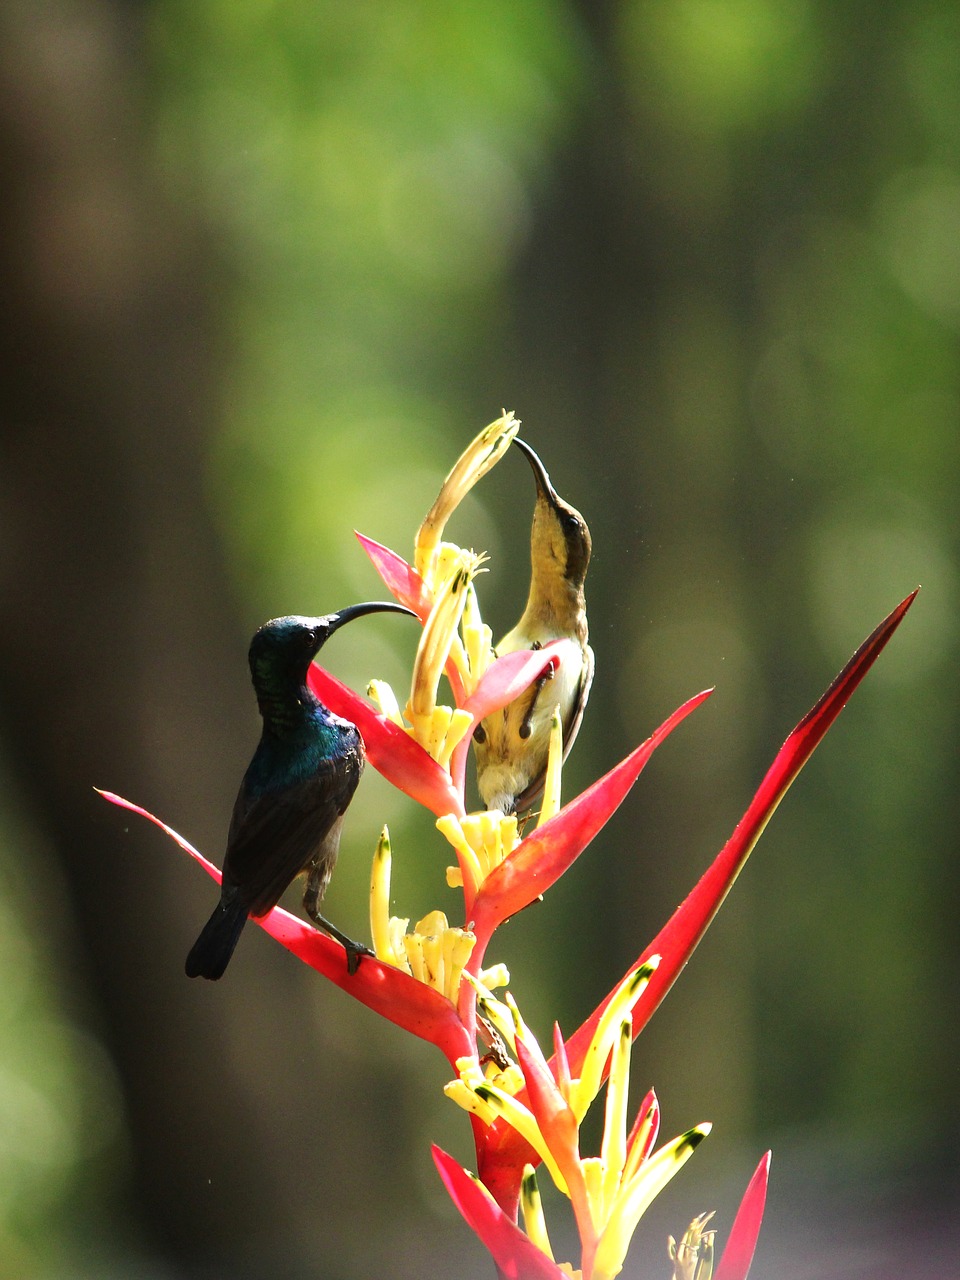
left=625, top=1088, right=659, bottom=1165
left=514, top=1036, right=592, bottom=1233
left=714, top=1152, right=771, bottom=1280
left=307, top=664, right=465, bottom=819
left=432, top=1146, right=570, bottom=1280
left=256, top=903, right=471, bottom=1062
left=469, top=689, right=713, bottom=951
left=356, top=532, right=432, bottom=617
left=99, top=791, right=471, bottom=1062
left=96, top=790, right=222, bottom=882
left=562, top=590, right=918, bottom=1076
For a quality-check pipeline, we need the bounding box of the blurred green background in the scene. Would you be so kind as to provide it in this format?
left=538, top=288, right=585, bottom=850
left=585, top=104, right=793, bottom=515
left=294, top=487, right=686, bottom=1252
left=0, top=0, right=956, bottom=1276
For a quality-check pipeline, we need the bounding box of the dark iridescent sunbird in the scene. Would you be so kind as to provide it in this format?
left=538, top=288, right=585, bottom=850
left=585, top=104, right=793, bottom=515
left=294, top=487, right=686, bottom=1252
left=473, top=437, right=593, bottom=814
left=186, top=603, right=416, bottom=981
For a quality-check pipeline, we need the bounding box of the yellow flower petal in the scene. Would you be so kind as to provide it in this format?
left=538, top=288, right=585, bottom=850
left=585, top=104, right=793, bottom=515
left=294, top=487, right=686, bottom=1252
left=591, top=1125, right=711, bottom=1280
left=415, top=411, right=519, bottom=584
left=571, top=960, right=658, bottom=1118
left=600, top=1018, right=632, bottom=1212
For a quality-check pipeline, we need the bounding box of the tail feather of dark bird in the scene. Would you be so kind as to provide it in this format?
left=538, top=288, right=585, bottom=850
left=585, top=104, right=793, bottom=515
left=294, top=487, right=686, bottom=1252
left=185, top=900, right=248, bottom=980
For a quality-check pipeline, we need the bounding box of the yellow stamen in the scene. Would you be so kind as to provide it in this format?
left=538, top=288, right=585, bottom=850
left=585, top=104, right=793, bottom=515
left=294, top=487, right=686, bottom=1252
left=383, top=910, right=477, bottom=1002
left=461, top=581, right=495, bottom=694
left=669, top=1212, right=716, bottom=1280
left=437, top=709, right=475, bottom=769
left=441, top=927, right=474, bottom=1001
left=436, top=815, right=483, bottom=902
left=477, top=961, right=510, bottom=990
left=386, top=916, right=411, bottom=971
left=403, top=933, right=427, bottom=983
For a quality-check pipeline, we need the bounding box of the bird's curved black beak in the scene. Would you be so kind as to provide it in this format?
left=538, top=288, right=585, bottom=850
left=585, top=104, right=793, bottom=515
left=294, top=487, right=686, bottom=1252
left=513, top=436, right=563, bottom=509
left=324, top=600, right=419, bottom=636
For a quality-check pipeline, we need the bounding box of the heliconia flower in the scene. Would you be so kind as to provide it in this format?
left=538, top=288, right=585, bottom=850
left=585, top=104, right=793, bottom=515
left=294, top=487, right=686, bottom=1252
left=99, top=414, right=917, bottom=1280
left=436, top=1144, right=768, bottom=1280
left=443, top=967, right=717, bottom=1280
left=414, top=411, right=519, bottom=587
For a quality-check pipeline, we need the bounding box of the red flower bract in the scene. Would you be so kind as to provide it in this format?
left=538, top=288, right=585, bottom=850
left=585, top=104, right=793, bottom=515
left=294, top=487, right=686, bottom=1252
left=714, top=1152, right=771, bottom=1280
left=307, top=663, right=466, bottom=819
left=432, top=1145, right=570, bottom=1280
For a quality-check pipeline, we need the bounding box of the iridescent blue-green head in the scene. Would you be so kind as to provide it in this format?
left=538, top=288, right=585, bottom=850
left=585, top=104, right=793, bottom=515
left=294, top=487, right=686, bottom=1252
left=249, top=603, right=416, bottom=721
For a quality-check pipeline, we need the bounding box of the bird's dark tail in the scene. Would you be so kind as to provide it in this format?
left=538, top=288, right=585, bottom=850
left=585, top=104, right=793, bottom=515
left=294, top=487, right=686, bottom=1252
left=185, top=900, right=248, bottom=980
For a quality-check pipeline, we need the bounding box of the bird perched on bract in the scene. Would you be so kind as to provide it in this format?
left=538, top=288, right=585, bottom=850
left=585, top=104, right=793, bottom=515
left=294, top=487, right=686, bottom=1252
left=185, top=602, right=417, bottom=981
left=473, top=436, right=593, bottom=815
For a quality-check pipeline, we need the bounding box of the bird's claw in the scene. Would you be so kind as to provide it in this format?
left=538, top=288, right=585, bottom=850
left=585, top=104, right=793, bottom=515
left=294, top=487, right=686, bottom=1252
left=345, top=940, right=375, bottom=976
left=304, top=906, right=375, bottom=976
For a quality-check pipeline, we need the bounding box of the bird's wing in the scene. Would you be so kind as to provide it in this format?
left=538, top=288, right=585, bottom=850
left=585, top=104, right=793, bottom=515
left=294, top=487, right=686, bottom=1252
left=223, top=750, right=363, bottom=919
left=560, top=642, right=594, bottom=767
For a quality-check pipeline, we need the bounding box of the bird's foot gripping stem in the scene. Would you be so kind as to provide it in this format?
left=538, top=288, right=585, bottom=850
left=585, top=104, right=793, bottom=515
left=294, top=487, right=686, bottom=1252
left=307, top=910, right=375, bottom=975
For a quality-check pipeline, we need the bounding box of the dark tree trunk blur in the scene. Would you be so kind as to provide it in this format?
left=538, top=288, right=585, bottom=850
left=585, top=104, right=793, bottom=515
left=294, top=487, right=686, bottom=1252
left=0, top=3, right=358, bottom=1271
